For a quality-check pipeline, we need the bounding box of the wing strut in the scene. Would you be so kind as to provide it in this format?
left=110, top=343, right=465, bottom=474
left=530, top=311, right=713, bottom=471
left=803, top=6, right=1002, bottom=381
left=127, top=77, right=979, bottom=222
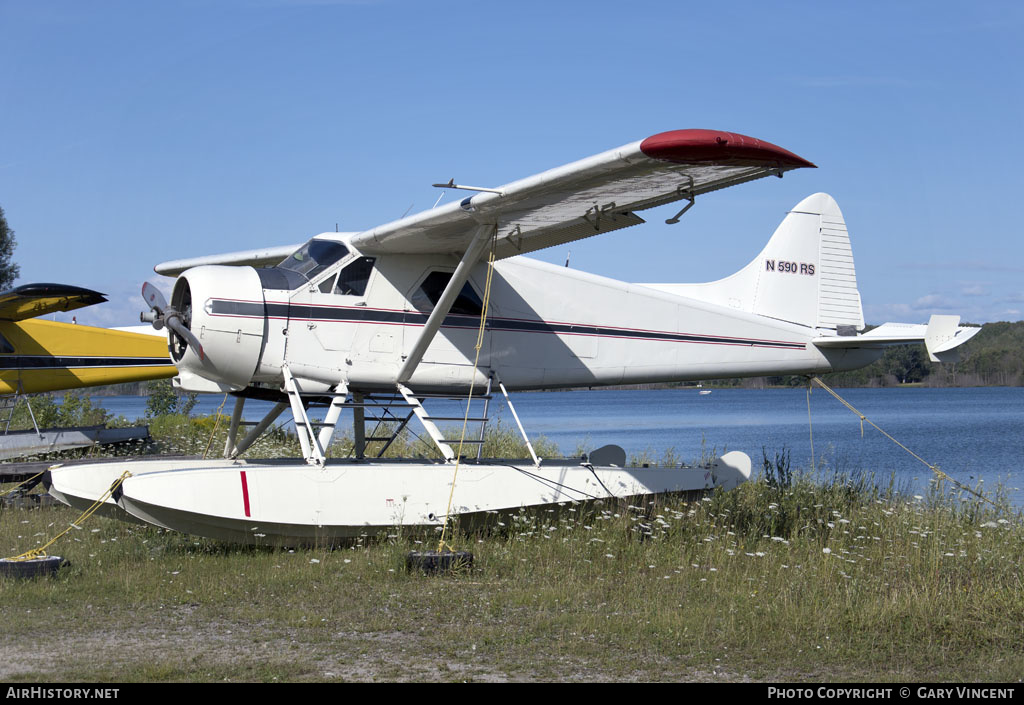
left=396, top=223, right=496, bottom=385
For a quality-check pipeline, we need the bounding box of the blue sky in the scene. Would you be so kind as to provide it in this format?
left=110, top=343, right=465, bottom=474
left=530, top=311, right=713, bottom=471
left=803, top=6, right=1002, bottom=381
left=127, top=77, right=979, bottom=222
left=1, top=0, right=1022, bottom=327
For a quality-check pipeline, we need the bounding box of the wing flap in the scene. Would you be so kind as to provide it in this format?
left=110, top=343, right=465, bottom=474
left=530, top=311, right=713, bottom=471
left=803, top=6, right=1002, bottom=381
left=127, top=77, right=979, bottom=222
left=502, top=210, right=646, bottom=256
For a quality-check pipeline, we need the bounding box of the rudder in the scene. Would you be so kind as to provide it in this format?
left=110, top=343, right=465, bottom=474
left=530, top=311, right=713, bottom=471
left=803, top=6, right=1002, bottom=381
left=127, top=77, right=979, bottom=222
left=647, top=193, right=864, bottom=331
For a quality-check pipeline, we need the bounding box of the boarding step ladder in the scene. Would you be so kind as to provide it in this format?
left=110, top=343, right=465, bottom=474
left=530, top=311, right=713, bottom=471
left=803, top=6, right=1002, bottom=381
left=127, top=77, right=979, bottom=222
left=0, top=392, right=41, bottom=437
left=277, top=367, right=498, bottom=464
left=395, top=380, right=494, bottom=463
left=339, top=390, right=421, bottom=460
left=275, top=385, right=492, bottom=462
left=0, top=394, right=18, bottom=434
left=225, top=377, right=402, bottom=462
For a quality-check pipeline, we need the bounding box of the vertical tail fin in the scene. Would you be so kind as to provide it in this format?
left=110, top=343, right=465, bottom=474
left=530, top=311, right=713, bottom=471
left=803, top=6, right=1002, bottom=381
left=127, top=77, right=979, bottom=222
left=649, top=193, right=865, bottom=331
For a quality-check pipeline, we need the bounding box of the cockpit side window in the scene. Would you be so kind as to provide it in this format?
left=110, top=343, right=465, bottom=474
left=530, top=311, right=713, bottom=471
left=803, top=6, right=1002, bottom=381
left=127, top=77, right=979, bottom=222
left=318, top=274, right=337, bottom=294
left=278, top=239, right=349, bottom=281
left=334, top=257, right=375, bottom=296
left=411, top=271, right=483, bottom=316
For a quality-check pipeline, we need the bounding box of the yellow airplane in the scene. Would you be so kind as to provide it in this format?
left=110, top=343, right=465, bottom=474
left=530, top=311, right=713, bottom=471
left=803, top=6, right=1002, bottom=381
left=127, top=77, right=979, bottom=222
left=0, top=283, right=176, bottom=395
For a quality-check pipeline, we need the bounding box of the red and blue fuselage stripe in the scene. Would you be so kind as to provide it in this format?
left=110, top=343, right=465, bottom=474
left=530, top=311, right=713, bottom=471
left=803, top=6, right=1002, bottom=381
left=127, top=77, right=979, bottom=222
left=208, top=299, right=807, bottom=351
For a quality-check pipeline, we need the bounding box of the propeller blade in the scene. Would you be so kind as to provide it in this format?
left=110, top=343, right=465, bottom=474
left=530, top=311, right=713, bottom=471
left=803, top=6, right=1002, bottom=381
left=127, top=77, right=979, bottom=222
left=142, top=281, right=168, bottom=312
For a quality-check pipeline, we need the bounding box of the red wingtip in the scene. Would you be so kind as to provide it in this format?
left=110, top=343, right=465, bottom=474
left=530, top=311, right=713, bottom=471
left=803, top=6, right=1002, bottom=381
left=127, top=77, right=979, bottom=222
left=640, top=129, right=816, bottom=169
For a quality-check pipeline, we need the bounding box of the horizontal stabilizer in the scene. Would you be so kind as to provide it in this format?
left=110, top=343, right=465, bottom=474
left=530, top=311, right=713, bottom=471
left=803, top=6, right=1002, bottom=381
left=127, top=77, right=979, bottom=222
left=812, top=315, right=980, bottom=361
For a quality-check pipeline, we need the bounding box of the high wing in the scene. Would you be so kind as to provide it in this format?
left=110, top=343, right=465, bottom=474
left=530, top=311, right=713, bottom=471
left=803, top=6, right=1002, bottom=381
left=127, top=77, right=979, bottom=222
left=351, top=129, right=815, bottom=259
left=0, top=283, right=108, bottom=321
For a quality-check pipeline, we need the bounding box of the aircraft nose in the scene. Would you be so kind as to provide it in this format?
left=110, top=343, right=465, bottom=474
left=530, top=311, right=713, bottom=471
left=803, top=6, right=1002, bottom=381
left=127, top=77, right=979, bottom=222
left=171, top=265, right=267, bottom=391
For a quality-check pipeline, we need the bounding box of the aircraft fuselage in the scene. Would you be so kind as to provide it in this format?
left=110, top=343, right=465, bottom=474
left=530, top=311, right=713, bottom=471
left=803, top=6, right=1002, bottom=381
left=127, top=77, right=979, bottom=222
left=169, top=237, right=880, bottom=395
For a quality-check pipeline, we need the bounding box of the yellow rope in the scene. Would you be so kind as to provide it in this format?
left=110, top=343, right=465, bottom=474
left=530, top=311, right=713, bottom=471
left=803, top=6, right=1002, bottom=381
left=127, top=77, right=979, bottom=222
left=437, top=244, right=497, bottom=554
left=809, top=376, right=999, bottom=508
left=202, top=394, right=229, bottom=459
left=4, top=470, right=132, bottom=561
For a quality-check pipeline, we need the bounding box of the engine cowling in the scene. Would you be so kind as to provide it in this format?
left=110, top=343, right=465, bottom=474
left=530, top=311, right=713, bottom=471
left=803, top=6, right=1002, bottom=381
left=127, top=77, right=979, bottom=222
left=168, top=265, right=267, bottom=392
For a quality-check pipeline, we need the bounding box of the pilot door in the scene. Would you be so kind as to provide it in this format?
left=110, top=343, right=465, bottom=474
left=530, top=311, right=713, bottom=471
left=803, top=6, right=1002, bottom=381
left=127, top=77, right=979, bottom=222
left=285, top=256, right=377, bottom=375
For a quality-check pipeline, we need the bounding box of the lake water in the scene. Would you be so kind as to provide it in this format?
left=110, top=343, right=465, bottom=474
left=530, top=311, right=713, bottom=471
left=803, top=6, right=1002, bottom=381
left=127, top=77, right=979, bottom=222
left=92, top=387, right=1024, bottom=506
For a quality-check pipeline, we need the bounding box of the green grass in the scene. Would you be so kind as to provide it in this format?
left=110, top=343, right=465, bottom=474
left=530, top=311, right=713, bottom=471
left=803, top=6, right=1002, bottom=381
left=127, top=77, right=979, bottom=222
left=2, top=451, right=1022, bottom=682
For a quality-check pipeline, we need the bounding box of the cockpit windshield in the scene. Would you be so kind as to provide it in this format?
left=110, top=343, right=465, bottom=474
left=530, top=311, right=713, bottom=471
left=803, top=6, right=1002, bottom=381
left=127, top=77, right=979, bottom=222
left=278, top=239, right=349, bottom=281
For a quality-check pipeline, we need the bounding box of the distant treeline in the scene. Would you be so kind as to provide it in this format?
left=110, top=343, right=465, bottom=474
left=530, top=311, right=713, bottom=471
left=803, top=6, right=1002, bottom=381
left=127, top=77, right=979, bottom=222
left=705, top=320, right=1024, bottom=389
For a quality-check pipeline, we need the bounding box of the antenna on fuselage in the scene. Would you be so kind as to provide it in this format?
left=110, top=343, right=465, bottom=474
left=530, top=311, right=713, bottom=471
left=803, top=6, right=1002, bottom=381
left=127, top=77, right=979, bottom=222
left=565, top=250, right=571, bottom=268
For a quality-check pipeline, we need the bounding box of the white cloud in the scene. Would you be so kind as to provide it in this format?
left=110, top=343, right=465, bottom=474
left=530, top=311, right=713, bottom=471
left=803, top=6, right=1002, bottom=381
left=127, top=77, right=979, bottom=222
left=911, top=294, right=959, bottom=311
left=867, top=295, right=1024, bottom=325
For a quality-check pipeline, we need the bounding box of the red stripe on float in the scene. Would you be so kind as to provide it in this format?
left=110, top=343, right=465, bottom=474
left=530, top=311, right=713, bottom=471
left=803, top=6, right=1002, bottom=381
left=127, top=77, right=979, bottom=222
left=240, top=470, right=251, bottom=517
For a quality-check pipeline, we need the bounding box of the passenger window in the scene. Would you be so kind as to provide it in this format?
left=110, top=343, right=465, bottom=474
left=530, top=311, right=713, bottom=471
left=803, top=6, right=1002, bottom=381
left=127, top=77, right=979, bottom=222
left=334, top=257, right=375, bottom=296
left=411, top=271, right=483, bottom=316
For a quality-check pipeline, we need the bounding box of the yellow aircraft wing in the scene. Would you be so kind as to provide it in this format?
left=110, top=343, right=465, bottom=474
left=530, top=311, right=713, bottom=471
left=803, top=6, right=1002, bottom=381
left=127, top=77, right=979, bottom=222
left=0, top=284, right=175, bottom=395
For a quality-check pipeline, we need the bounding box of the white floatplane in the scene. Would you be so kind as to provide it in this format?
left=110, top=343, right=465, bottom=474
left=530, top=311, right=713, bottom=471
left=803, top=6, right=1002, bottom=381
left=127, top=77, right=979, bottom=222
left=47, top=129, right=978, bottom=544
